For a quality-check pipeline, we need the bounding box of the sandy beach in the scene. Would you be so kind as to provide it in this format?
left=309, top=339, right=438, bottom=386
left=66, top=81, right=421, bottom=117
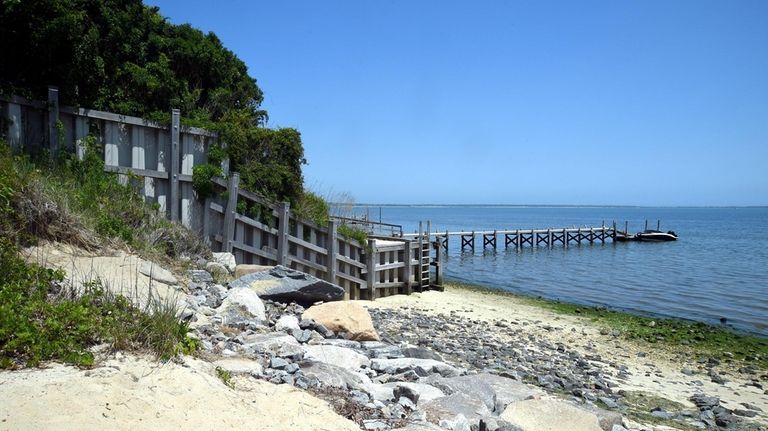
left=366, top=284, right=768, bottom=427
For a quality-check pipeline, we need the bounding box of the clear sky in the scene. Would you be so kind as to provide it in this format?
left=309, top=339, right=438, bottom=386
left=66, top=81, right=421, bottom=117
left=146, top=0, right=767, bottom=206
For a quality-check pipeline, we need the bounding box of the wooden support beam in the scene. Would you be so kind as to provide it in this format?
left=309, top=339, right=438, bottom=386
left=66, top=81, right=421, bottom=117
left=366, top=239, right=377, bottom=300
left=222, top=173, right=240, bottom=253
left=402, top=239, right=412, bottom=294
left=327, top=219, right=338, bottom=285
left=276, top=201, right=290, bottom=266
left=169, top=109, right=180, bottom=222
left=47, top=86, right=59, bottom=153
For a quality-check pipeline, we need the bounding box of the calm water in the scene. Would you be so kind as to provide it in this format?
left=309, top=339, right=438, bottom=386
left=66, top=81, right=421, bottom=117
left=351, top=206, right=768, bottom=335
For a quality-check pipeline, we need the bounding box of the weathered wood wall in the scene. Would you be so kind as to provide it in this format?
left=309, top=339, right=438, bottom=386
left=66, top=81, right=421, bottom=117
left=1, top=87, right=438, bottom=299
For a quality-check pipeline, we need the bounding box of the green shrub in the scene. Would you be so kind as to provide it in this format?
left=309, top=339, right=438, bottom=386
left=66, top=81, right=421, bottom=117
left=293, top=191, right=330, bottom=226
left=338, top=223, right=368, bottom=246
left=0, top=238, right=195, bottom=369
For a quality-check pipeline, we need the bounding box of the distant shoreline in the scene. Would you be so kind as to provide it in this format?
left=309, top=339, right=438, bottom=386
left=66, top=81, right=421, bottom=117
left=334, top=203, right=768, bottom=209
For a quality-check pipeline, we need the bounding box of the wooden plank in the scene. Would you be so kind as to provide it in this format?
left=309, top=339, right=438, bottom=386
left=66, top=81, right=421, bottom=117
left=375, top=261, right=405, bottom=271
left=287, top=234, right=329, bottom=255
left=103, top=165, right=169, bottom=180
left=59, top=106, right=166, bottom=130
left=402, top=239, right=412, bottom=294
left=336, top=254, right=367, bottom=270
left=237, top=186, right=269, bottom=206
left=374, top=281, right=405, bottom=289
left=289, top=255, right=327, bottom=273
left=231, top=240, right=278, bottom=262
left=336, top=271, right=366, bottom=287
left=234, top=213, right=279, bottom=235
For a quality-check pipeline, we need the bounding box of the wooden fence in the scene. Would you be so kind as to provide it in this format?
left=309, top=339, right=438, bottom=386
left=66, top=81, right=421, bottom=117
left=1, top=87, right=440, bottom=299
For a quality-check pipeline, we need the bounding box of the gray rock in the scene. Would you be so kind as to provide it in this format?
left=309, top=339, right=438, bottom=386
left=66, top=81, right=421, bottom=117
left=394, top=384, right=421, bottom=404
left=229, top=265, right=344, bottom=304
left=205, top=261, right=229, bottom=276
left=239, top=333, right=303, bottom=358
left=188, top=269, right=213, bottom=283
left=425, top=373, right=541, bottom=414
left=370, top=358, right=459, bottom=378
left=298, top=360, right=369, bottom=390
left=139, top=261, right=177, bottom=285
left=402, top=345, right=444, bottom=361
left=421, top=393, right=491, bottom=425
left=291, top=328, right=313, bottom=343
left=270, top=357, right=290, bottom=369
left=314, top=339, right=362, bottom=349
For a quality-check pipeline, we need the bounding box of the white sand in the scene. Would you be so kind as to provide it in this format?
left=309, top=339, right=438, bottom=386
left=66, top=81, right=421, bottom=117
left=0, top=354, right=359, bottom=431
left=364, top=285, right=768, bottom=425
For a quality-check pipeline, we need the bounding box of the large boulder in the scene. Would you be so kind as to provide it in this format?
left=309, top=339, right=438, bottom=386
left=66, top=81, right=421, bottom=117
left=229, top=265, right=344, bottom=304
left=216, top=287, right=266, bottom=323
left=139, top=261, right=177, bottom=285
left=298, top=361, right=370, bottom=390
left=426, top=373, right=542, bottom=413
left=500, top=398, right=602, bottom=431
left=303, top=345, right=370, bottom=370
left=302, top=302, right=379, bottom=341
left=234, top=264, right=272, bottom=278
left=421, top=392, right=492, bottom=425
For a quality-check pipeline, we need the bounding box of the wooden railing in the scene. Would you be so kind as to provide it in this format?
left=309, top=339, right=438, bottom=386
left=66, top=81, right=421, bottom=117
left=1, top=87, right=441, bottom=299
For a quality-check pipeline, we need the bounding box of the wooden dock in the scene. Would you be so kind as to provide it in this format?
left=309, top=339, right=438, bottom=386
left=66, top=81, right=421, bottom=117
left=402, top=222, right=622, bottom=251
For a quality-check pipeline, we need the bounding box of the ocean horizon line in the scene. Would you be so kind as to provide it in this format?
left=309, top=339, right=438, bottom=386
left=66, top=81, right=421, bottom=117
left=332, top=203, right=768, bottom=209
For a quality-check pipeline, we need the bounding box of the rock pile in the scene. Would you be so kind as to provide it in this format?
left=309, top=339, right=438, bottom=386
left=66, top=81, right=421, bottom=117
left=180, top=257, right=757, bottom=431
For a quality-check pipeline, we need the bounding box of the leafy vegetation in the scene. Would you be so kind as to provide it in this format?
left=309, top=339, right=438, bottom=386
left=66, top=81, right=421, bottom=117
left=0, top=139, right=199, bottom=368
left=0, top=240, right=196, bottom=369
left=1, top=0, right=308, bottom=204
left=338, top=223, right=369, bottom=246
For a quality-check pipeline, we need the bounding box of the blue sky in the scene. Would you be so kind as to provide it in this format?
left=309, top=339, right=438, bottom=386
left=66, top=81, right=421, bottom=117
left=147, top=1, right=767, bottom=206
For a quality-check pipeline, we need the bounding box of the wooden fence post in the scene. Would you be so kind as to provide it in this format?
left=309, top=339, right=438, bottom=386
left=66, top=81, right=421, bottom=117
left=326, top=219, right=338, bottom=284
left=6, top=101, right=21, bottom=150
left=276, top=202, right=290, bottom=266
left=402, top=239, right=412, bottom=295
left=47, top=86, right=59, bottom=152
left=366, top=239, right=377, bottom=300
left=223, top=173, right=240, bottom=253
left=169, top=109, right=181, bottom=222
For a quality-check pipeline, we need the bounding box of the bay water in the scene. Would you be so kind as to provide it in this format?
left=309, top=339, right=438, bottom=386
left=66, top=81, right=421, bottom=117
left=350, top=206, right=768, bottom=335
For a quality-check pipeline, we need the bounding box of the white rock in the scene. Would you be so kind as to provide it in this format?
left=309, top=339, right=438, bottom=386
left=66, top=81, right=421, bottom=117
left=217, top=287, right=266, bottom=321
left=212, top=358, right=264, bottom=377
left=275, top=315, right=301, bottom=332
left=212, top=252, right=237, bottom=272
left=439, top=414, right=470, bottom=431
left=500, top=398, right=602, bottom=431
left=139, top=261, right=177, bottom=285
left=303, top=345, right=370, bottom=370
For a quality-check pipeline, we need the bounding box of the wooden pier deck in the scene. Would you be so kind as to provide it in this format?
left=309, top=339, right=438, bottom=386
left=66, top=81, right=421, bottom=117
left=402, top=223, right=621, bottom=251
